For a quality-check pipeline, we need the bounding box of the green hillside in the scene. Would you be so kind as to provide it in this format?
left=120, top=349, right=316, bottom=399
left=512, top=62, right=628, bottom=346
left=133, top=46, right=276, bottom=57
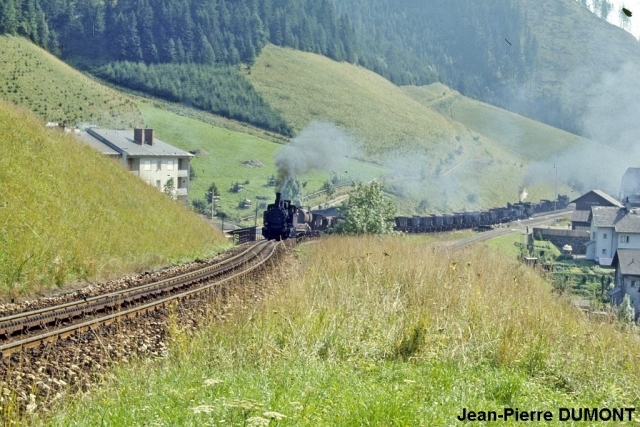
left=401, top=83, right=582, bottom=161
left=0, top=35, right=142, bottom=128
left=139, top=103, right=387, bottom=220
left=246, top=45, right=576, bottom=211
left=0, top=102, right=227, bottom=300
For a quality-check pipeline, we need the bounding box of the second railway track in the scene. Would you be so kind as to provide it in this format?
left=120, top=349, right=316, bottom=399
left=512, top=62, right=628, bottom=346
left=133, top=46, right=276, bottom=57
left=0, top=240, right=278, bottom=358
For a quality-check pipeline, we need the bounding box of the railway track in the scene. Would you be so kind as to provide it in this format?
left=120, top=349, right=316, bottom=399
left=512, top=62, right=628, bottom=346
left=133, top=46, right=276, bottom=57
left=0, top=240, right=278, bottom=358
left=444, top=209, right=572, bottom=251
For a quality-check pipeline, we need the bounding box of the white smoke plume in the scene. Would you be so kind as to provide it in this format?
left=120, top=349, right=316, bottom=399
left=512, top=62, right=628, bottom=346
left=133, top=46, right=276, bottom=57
left=520, top=187, right=528, bottom=202
left=524, top=59, right=640, bottom=197
left=274, top=121, right=355, bottom=190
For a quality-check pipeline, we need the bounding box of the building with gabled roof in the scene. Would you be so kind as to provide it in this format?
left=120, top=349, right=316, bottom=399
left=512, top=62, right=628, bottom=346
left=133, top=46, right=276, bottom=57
left=570, top=189, right=623, bottom=230
left=587, top=206, right=640, bottom=265
left=78, top=128, right=193, bottom=203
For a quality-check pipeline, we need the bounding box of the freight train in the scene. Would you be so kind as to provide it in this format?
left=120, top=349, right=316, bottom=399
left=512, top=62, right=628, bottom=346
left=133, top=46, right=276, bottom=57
left=262, top=193, right=570, bottom=240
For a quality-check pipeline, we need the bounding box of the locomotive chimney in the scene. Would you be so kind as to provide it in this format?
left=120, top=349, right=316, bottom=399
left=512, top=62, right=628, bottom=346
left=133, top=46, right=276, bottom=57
left=275, top=192, right=282, bottom=206
left=144, top=128, right=154, bottom=145
left=134, top=128, right=143, bottom=145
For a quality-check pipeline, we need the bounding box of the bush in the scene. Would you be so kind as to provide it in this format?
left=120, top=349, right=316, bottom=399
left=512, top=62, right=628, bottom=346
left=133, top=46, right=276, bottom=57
left=333, top=182, right=396, bottom=235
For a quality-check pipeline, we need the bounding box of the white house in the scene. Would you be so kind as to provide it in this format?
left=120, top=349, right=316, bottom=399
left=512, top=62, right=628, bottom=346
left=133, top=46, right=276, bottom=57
left=78, top=128, right=193, bottom=203
left=586, top=206, right=640, bottom=265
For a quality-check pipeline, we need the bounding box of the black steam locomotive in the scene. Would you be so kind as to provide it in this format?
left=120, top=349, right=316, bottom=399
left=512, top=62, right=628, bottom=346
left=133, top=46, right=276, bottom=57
left=261, top=193, right=314, bottom=240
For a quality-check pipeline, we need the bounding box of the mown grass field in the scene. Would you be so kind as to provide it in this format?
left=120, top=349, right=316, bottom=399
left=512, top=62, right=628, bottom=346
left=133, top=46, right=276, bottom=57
left=39, top=236, right=640, bottom=426
left=0, top=102, right=228, bottom=299
left=402, top=83, right=582, bottom=161
left=139, top=103, right=387, bottom=222
left=0, top=35, right=142, bottom=129
left=246, top=45, right=456, bottom=157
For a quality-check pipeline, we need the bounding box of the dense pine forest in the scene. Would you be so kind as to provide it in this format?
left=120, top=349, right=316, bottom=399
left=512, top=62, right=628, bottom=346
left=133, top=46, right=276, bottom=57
left=331, top=0, right=582, bottom=133
left=0, top=0, right=631, bottom=136
left=0, top=0, right=362, bottom=133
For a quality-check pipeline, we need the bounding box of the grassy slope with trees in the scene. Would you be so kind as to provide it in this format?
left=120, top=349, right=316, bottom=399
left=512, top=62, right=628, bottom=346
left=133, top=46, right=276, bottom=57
left=247, top=45, right=576, bottom=212
left=138, top=102, right=386, bottom=222
left=43, top=237, right=640, bottom=426
left=0, top=101, right=227, bottom=299
left=0, top=35, right=142, bottom=129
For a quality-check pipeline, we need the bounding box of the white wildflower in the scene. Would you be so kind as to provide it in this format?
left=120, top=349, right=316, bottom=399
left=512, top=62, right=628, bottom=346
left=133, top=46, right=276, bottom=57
left=203, top=379, right=223, bottom=387
left=26, top=394, right=37, bottom=413
left=247, top=416, right=270, bottom=427
left=191, top=405, right=215, bottom=414
left=264, top=411, right=287, bottom=420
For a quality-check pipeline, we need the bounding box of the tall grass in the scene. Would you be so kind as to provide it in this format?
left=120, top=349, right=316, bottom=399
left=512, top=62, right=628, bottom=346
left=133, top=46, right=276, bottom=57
left=0, top=102, right=227, bottom=298
left=43, top=236, right=640, bottom=426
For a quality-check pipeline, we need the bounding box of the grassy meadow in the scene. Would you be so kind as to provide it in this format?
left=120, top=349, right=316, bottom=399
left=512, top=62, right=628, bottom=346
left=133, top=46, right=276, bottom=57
left=0, top=102, right=228, bottom=299
left=139, top=103, right=387, bottom=221
left=402, top=83, right=582, bottom=161
left=41, top=236, right=640, bottom=426
left=0, top=35, right=142, bottom=129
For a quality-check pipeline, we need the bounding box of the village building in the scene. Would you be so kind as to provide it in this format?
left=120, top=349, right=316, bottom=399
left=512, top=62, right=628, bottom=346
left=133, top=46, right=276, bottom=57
left=570, top=190, right=623, bottom=231
left=611, top=249, right=640, bottom=319
left=587, top=205, right=640, bottom=265
left=77, top=128, right=193, bottom=203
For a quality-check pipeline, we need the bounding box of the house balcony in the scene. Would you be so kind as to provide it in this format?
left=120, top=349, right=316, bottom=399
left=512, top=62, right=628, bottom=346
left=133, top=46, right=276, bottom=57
left=176, top=187, right=188, bottom=196
left=177, top=169, right=189, bottom=178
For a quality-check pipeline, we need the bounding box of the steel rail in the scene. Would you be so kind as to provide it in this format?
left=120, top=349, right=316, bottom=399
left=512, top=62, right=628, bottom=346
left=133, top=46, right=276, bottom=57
left=0, top=240, right=271, bottom=342
left=0, top=241, right=278, bottom=358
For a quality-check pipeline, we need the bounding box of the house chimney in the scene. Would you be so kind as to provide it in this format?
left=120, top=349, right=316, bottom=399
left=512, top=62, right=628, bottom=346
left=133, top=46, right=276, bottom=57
left=134, top=128, right=143, bottom=144
left=144, top=128, right=154, bottom=146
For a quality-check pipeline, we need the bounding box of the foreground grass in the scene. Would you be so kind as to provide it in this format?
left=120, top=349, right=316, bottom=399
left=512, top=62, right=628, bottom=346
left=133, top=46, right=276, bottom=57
left=0, top=102, right=228, bottom=298
left=42, top=236, right=640, bottom=426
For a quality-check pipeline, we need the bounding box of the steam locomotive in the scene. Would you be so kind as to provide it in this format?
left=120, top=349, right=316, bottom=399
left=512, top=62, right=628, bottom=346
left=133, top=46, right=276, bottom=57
left=261, top=193, right=570, bottom=241
left=261, top=192, right=316, bottom=240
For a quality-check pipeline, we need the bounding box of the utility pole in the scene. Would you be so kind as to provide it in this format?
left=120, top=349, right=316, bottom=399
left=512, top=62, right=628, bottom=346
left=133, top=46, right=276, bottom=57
left=554, top=163, right=558, bottom=212
left=211, top=195, right=220, bottom=226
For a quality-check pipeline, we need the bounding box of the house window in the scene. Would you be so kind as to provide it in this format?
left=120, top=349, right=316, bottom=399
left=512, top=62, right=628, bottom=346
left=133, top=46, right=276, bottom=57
left=620, top=235, right=630, bottom=243
left=143, top=160, right=151, bottom=171
left=156, top=180, right=161, bottom=189
left=603, top=233, right=608, bottom=239
left=167, top=160, right=174, bottom=171
left=156, top=160, right=162, bottom=171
